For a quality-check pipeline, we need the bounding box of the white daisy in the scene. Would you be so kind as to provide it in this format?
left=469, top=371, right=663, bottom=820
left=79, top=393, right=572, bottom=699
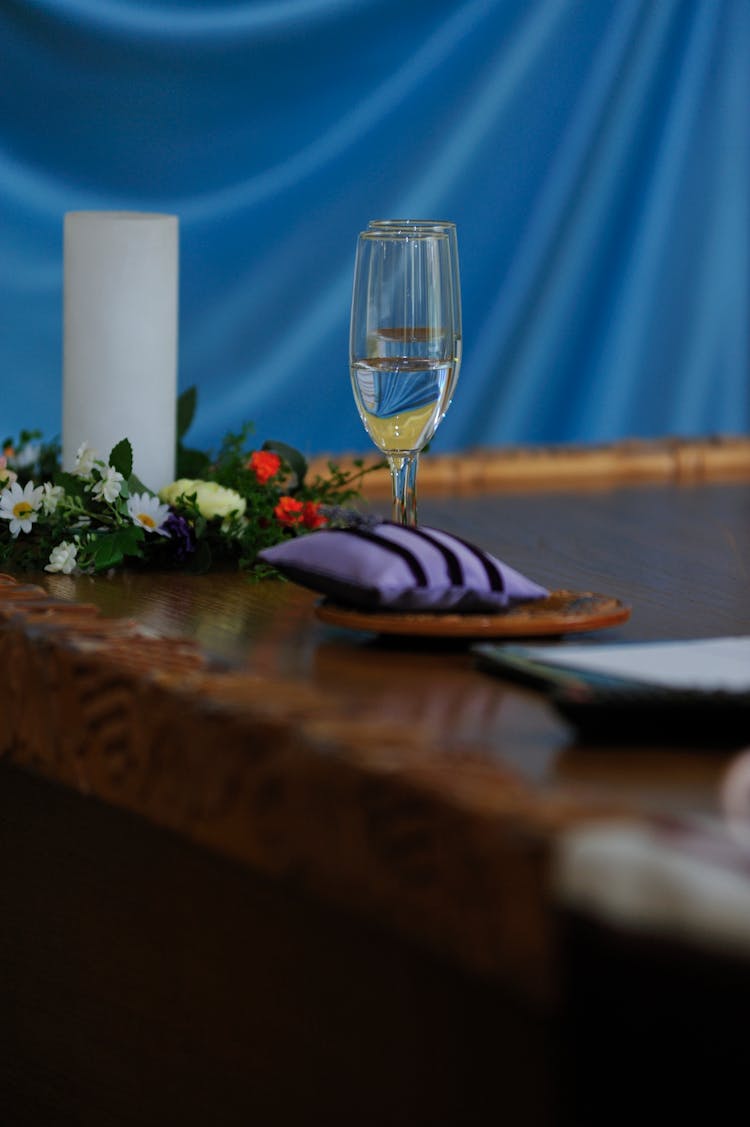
left=73, top=442, right=99, bottom=478
left=45, top=540, right=78, bottom=574
left=92, top=464, right=124, bottom=504
left=0, top=480, right=44, bottom=536
left=127, top=492, right=171, bottom=536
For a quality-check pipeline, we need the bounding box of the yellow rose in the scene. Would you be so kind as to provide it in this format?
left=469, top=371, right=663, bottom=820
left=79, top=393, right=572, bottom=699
left=159, top=478, right=199, bottom=505
left=159, top=478, right=246, bottom=520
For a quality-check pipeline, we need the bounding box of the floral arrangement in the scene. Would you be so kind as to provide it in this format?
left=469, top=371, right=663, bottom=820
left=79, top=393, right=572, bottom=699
left=0, top=387, right=380, bottom=576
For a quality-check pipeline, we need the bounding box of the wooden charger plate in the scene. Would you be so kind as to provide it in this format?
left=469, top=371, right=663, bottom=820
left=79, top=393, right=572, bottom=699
left=315, top=590, right=630, bottom=638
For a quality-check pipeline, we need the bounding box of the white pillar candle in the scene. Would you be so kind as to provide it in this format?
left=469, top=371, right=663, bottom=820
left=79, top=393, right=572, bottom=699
left=63, top=211, right=179, bottom=491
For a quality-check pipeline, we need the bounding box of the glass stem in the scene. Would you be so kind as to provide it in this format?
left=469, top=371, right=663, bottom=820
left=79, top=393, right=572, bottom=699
left=387, top=453, right=419, bottom=526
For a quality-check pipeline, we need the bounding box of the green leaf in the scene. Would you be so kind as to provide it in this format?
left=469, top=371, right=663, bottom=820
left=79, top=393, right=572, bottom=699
left=176, top=444, right=211, bottom=479
left=19, top=428, right=43, bottom=445
left=128, top=472, right=151, bottom=496
left=262, top=439, right=308, bottom=486
left=177, top=386, right=197, bottom=441
left=109, top=438, right=133, bottom=479
left=54, top=471, right=87, bottom=500
left=90, top=526, right=144, bottom=571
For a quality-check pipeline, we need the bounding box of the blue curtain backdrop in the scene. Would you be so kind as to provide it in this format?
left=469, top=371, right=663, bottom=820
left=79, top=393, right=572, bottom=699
left=1, top=0, right=748, bottom=457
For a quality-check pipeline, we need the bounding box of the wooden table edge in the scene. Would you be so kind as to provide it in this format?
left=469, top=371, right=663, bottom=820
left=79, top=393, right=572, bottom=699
left=0, top=571, right=636, bottom=1008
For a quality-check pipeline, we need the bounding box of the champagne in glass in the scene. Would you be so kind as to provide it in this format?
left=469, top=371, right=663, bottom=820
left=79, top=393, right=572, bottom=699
left=350, top=226, right=458, bottom=526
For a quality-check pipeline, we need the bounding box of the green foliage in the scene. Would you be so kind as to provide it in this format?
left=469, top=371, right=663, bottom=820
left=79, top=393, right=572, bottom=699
left=175, top=386, right=211, bottom=478
left=55, top=471, right=87, bottom=501
left=176, top=385, right=197, bottom=440
left=108, top=438, right=133, bottom=480
left=0, top=386, right=387, bottom=577
left=176, top=444, right=212, bottom=478
left=88, top=526, right=145, bottom=572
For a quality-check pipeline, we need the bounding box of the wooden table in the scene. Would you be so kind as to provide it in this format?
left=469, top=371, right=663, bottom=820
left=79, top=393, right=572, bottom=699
left=2, top=451, right=750, bottom=1125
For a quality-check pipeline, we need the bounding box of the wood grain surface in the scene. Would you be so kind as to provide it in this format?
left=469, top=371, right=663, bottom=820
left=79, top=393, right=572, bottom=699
left=4, top=479, right=749, bottom=970
left=2, top=470, right=750, bottom=1124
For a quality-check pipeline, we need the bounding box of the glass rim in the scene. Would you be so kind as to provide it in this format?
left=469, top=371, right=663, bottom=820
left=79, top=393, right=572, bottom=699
left=367, top=218, right=456, bottom=232
left=358, top=228, right=450, bottom=242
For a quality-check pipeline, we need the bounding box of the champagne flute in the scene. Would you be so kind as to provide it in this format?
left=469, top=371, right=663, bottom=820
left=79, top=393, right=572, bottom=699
left=367, top=219, right=462, bottom=418
left=350, top=225, right=458, bottom=526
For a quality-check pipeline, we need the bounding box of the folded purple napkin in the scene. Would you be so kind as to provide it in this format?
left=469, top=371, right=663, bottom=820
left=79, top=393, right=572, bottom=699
left=258, top=522, right=548, bottom=612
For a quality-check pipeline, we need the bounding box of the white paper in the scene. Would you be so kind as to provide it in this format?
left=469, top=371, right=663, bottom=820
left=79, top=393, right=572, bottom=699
left=63, top=211, right=178, bottom=491
left=517, top=636, right=750, bottom=692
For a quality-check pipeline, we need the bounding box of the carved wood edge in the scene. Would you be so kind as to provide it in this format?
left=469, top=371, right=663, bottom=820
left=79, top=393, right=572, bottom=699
left=0, top=572, right=629, bottom=1004
left=308, top=435, right=750, bottom=497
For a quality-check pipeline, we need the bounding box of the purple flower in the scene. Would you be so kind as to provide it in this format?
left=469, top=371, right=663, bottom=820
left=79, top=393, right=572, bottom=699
left=163, top=511, right=196, bottom=560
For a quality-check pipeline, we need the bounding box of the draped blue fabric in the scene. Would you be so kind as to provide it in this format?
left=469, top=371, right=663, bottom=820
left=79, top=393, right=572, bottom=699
left=1, top=0, right=748, bottom=456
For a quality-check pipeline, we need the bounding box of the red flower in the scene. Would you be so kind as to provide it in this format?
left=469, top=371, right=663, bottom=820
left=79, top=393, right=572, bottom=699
left=274, top=496, right=305, bottom=526
left=248, top=450, right=282, bottom=485
left=274, top=497, right=328, bottom=530
left=301, top=501, right=327, bottom=530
